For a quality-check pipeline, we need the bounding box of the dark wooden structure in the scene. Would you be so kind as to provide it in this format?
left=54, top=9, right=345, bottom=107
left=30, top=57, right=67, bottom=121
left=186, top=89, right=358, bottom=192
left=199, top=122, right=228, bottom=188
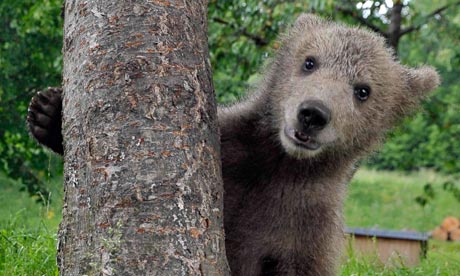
left=345, top=227, right=429, bottom=267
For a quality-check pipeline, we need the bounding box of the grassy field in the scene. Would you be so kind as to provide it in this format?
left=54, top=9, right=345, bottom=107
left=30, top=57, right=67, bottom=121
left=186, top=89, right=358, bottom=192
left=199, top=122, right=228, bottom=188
left=342, top=169, right=460, bottom=275
left=1, top=169, right=459, bottom=275
left=0, top=174, right=61, bottom=275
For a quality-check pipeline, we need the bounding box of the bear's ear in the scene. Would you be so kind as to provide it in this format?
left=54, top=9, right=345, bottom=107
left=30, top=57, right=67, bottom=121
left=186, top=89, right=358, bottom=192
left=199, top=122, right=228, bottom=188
left=293, top=13, right=325, bottom=29
left=405, top=66, right=440, bottom=98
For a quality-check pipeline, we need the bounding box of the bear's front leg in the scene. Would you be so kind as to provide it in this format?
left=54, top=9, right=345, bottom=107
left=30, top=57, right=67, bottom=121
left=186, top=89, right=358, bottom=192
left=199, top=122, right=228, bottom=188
left=27, top=87, right=64, bottom=155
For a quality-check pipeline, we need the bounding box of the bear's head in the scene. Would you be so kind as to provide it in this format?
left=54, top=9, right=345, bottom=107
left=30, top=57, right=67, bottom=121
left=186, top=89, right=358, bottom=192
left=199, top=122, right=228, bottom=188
left=270, top=14, right=440, bottom=159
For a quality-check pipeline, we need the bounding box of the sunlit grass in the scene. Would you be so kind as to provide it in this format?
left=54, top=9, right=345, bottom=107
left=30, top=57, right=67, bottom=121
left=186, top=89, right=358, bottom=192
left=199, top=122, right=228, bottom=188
left=341, top=168, right=460, bottom=275
left=0, top=173, right=61, bottom=275
left=346, top=168, right=460, bottom=232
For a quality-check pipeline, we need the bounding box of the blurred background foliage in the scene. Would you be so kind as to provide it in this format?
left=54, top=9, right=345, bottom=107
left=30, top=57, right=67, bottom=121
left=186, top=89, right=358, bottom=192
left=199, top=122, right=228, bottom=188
left=0, top=0, right=63, bottom=201
left=0, top=0, right=459, bottom=200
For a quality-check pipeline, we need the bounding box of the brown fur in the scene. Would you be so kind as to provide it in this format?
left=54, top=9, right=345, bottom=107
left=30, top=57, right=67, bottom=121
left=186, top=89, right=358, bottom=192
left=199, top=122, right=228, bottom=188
left=219, top=14, right=439, bottom=275
left=27, top=14, right=440, bottom=276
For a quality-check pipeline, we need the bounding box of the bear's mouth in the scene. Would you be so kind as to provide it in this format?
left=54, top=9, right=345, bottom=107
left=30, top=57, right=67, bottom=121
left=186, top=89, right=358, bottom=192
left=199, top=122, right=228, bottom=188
left=284, top=126, right=321, bottom=151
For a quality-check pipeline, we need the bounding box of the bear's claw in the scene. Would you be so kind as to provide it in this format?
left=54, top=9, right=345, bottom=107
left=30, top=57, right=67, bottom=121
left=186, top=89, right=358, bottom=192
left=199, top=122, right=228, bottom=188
left=27, top=87, right=64, bottom=155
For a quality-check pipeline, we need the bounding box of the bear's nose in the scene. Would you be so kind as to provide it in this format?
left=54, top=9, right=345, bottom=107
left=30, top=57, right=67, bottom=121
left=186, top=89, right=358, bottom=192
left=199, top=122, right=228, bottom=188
left=297, top=100, right=331, bottom=132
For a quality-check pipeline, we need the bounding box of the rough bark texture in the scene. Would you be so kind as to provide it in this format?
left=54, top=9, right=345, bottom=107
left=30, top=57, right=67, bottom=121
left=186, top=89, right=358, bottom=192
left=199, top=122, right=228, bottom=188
left=58, top=0, right=229, bottom=275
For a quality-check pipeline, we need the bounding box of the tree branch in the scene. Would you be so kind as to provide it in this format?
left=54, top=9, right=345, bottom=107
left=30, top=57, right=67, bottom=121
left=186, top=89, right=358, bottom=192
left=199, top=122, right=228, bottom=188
left=212, top=17, right=270, bottom=47
left=400, top=1, right=460, bottom=36
left=335, top=6, right=385, bottom=36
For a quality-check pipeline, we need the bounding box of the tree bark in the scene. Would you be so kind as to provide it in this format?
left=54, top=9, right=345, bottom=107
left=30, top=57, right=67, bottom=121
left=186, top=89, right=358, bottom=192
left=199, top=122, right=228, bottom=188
left=388, top=1, right=403, bottom=51
left=58, top=0, right=229, bottom=275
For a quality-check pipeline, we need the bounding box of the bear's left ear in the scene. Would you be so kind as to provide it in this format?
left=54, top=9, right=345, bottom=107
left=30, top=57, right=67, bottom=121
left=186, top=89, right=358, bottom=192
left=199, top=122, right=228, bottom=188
left=405, top=66, right=440, bottom=98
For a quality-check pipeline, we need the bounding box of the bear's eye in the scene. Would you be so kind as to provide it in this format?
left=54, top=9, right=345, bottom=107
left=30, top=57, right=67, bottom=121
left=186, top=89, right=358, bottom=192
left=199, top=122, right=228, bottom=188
left=303, top=57, right=316, bottom=72
left=354, top=85, right=371, bottom=102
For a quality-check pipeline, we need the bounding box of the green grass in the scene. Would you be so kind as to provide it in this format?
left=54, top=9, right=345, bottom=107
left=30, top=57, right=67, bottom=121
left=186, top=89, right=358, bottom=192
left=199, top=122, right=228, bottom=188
left=1, top=169, right=459, bottom=275
left=346, top=168, right=460, bottom=231
left=341, top=168, right=460, bottom=275
left=0, top=173, right=61, bottom=275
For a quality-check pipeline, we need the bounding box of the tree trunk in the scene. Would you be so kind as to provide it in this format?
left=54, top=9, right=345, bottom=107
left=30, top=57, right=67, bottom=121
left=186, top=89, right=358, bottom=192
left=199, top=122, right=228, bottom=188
left=58, top=1, right=229, bottom=275
left=388, top=1, right=403, bottom=51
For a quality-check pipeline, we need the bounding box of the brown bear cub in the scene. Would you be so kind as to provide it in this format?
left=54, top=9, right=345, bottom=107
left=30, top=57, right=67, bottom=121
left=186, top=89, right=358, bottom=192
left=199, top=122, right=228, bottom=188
left=28, top=14, right=439, bottom=276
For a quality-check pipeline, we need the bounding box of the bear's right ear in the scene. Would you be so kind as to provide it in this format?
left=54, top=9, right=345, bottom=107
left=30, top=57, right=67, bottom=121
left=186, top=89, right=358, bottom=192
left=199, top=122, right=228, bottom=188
left=293, top=13, right=325, bottom=29
left=405, top=66, right=440, bottom=98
